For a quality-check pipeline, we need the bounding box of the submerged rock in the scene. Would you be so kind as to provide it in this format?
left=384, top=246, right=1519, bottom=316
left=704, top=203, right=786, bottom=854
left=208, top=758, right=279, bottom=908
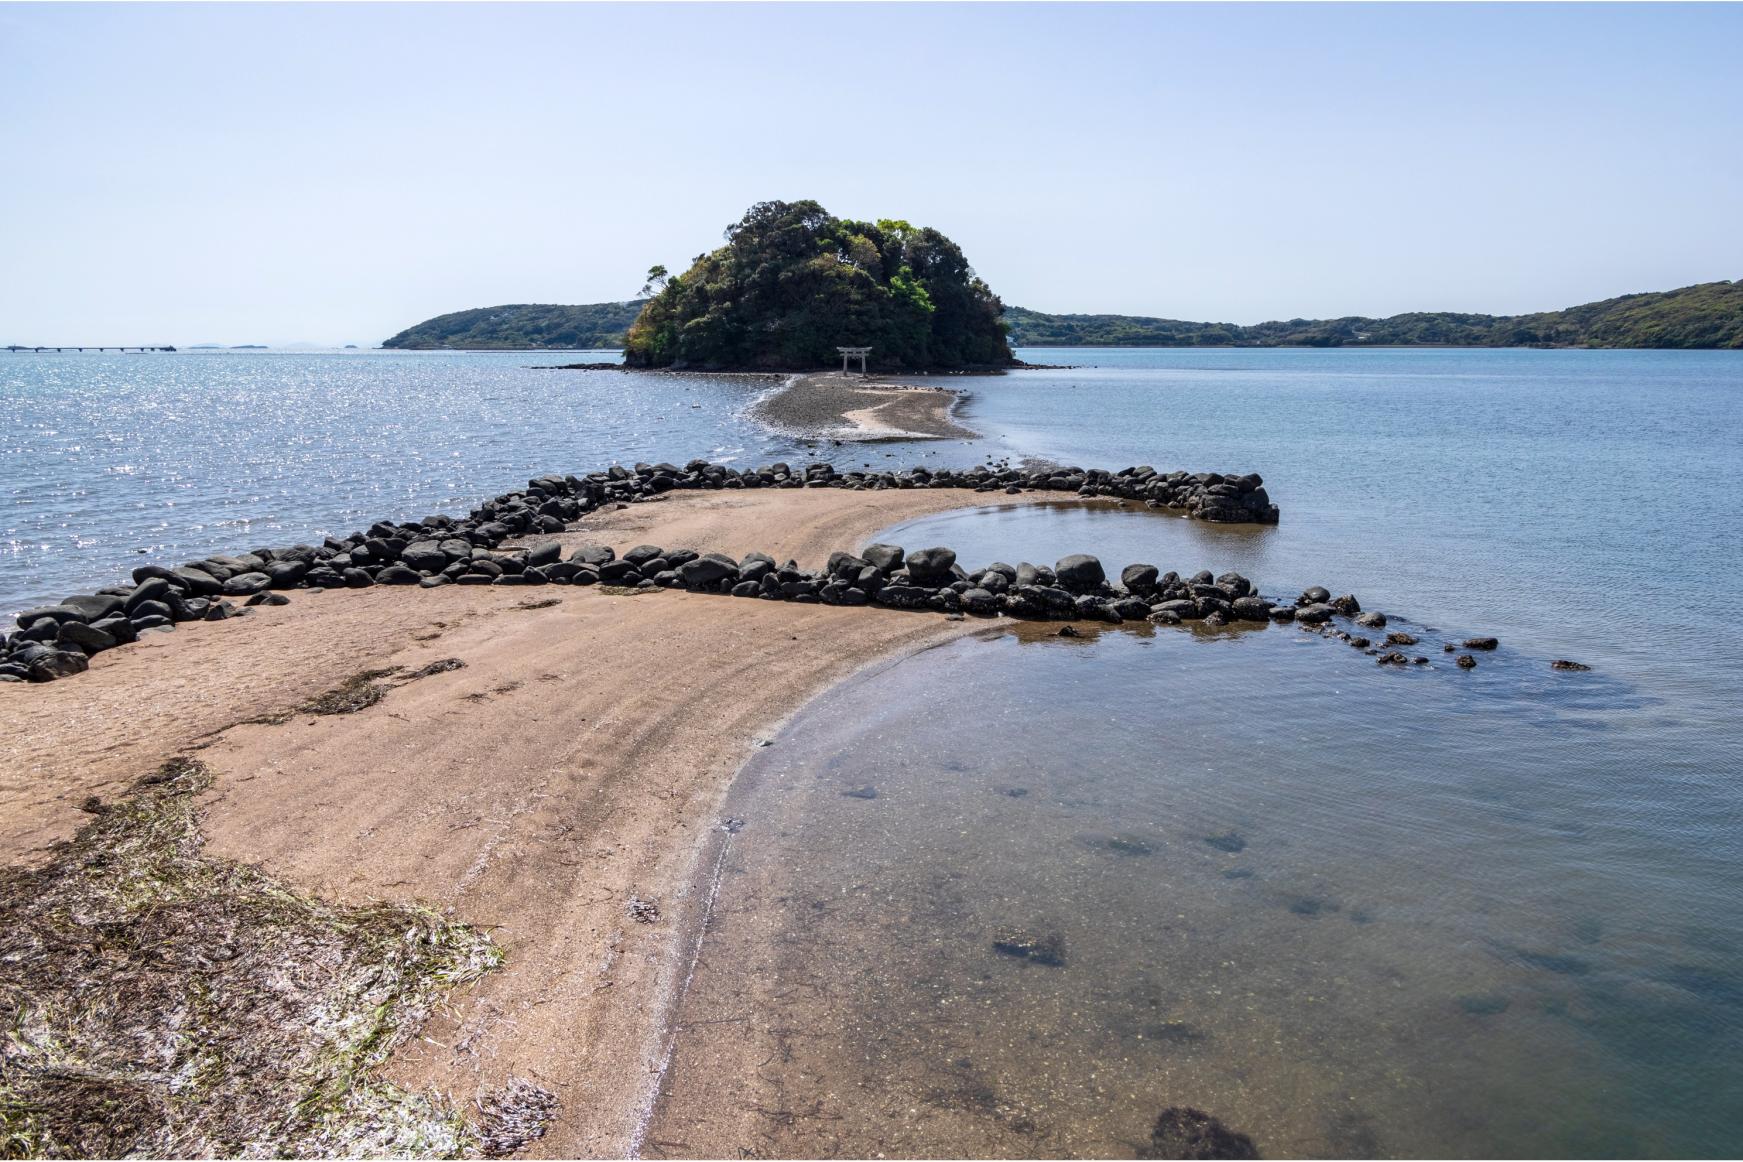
left=991, top=927, right=1066, bottom=967
left=1203, top=831, right=1247, bottom=854
left=1138, top=1107, right=1259, bottom=1160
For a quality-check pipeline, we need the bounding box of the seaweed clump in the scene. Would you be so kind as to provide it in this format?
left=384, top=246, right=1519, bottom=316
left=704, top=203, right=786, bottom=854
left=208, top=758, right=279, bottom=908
left=475, top=1077, right=559, bottom=1158
left=301, top=667, right=403, bottom=716
left=0, top=758, right=502, bottom=1158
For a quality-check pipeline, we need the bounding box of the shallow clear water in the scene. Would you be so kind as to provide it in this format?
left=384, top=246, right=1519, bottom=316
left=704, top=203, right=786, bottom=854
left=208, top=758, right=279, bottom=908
left=652, top=511, right=1743, bottom=1158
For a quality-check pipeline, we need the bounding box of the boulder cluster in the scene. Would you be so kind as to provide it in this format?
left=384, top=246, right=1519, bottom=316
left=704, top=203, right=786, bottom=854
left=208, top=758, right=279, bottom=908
left=1, top=458, right=1290, bottom=685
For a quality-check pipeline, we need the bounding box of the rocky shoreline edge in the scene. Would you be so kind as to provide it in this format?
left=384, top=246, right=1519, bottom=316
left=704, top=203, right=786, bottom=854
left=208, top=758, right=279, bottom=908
left=5, top=458, right=1274, bottom=685
left=0, top=456, right=1571, bottom=690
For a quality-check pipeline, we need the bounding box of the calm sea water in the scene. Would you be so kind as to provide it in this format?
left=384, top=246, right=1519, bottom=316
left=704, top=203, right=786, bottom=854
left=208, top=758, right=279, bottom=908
left=6, top=346, right=1742, bottom=1155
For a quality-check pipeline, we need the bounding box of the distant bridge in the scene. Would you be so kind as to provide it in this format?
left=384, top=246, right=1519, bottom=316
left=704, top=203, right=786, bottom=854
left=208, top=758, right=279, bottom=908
left=6, top=344, right=177, bottom=353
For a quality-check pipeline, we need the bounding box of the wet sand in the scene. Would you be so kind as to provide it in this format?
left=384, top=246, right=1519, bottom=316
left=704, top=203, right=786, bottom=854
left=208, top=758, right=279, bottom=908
left=754, top=372, right=975, bottom=440
left=0, top=487, right=1038, bottom=1157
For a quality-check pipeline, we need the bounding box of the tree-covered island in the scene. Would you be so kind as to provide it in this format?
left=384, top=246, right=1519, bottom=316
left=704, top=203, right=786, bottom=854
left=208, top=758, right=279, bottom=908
left=621, top=200, right=1014, bottom=370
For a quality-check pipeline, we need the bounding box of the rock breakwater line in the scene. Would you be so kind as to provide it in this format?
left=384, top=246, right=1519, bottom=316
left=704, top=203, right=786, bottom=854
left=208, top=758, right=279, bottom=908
left=3, top=458, right=1285, bottom=685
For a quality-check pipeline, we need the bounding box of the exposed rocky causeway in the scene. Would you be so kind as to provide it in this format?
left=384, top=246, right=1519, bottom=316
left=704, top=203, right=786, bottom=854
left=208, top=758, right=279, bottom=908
left=0, top=456, right=1518, bottom=696
left=3, top=458, right=1281, bottom=685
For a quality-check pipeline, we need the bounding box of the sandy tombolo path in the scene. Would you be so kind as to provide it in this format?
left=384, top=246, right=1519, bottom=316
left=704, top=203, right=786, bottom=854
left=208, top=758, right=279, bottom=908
left=0, top=487, right=1033, bottom=1156
left=754, top=372, right=975, bottom=439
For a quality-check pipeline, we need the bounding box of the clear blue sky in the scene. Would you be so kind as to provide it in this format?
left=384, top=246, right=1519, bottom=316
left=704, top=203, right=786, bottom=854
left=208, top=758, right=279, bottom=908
left=3, top=2, right=1739, bottom=345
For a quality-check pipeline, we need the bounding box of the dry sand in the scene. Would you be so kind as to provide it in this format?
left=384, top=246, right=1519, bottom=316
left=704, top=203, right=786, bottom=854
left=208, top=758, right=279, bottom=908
left=0, top=486, right=1038, bottom=1156
left=754, top=372, right=976, bottom=440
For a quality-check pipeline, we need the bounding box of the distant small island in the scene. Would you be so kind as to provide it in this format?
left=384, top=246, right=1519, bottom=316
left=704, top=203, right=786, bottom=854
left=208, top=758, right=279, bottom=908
left=622, top=200, right=1013, bottom=370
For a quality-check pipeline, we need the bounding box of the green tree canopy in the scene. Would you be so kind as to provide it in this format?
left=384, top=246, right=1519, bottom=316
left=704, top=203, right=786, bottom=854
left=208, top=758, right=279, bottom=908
left=623, top=200, right=1014, bottom=370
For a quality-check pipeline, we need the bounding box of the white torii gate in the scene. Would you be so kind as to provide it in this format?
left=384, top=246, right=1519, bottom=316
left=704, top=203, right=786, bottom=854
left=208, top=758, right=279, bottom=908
left=836, top=346, right=870, bottom=375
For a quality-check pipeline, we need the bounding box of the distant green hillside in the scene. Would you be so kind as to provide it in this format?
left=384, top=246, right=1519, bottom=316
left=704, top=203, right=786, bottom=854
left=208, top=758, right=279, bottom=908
left=1004, top=280, right=1743, bottom=348
left=385, top=279, right=1742, bottom=352
left=381, top=301, right=645, bottom=349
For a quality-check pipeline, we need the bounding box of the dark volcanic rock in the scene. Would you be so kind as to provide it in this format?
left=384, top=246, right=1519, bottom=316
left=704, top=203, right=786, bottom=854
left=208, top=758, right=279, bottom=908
left=1055, top=553, right=1106, bottom=591
left=1463, top=637, right=1499, bottom=650
left=679, top=553, right=739, bottom=588
left=57, top=620, right=117, bottom=652
left=27, top=649, right=89, bottom=682
left=171, top=566, right=224, bottom=596
left=1121, top=563, right=1160, bottom=595
left=905, top=546, right=957, bottom=585
left=599, top=559, right=641, bottom=583
left=264, top=560, right=308, bottom=587
left=568, top=544, right=615, bottom=566
left=59, top=594, right=125, bottom=622
left=222, top=572, right=273, bottom=596
left=861, top=543, right=904, bottom=572
left=1230, top=596, right=1273, bottom=621
left=400, top=541, right=447, bottom=572
left=124, top=578, right=172, bottom=614
left=90, top=616, right=137, bottom=644
left=1215, top=572, right=1252, bottom=598
left=16, top=605, right=87, bottom=628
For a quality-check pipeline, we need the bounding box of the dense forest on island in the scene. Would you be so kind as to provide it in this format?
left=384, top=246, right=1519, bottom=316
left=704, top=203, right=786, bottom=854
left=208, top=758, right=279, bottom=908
left=621, top=200, right=1013, bottom=370
left=383, top=278, right=1742, bottom=354
left=1004, top=280, right=1743, bottom=349
left=381, top=301, right=645, bottom=349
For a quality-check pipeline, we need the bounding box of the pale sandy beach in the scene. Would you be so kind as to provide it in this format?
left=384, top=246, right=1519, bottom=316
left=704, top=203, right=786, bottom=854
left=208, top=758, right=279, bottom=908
left=0, top=487, right=1043, bottom=1156
left=753, top=372, right=976, bottom=440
